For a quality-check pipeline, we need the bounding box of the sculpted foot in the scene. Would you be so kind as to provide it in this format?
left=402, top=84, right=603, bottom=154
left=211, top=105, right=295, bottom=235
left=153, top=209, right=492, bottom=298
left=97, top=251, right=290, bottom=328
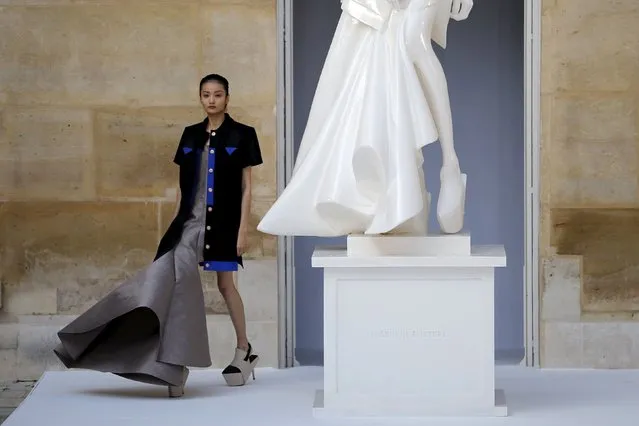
left=437, top=164, right=466, bottom=234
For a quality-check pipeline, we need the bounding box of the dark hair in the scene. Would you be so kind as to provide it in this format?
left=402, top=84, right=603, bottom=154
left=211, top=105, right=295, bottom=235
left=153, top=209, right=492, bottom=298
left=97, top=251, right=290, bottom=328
left=199, top=74, right=229, bottom=95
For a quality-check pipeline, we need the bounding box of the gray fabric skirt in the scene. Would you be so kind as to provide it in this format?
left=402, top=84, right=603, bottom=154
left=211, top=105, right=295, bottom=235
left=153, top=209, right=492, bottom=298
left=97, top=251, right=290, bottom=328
left=53, top=215, right=212, bottom=388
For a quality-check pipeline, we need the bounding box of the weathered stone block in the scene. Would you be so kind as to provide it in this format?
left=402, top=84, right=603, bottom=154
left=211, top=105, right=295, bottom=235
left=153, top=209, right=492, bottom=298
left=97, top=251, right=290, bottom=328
left=3, top=288, right=57, bottom=315
left=0, top=4, right=200, bottom=107
left=552, top=96, right=637, bottom=143
left=540, top=14, right=556, bottom=94
left=245, top=198, right=274, bottom=258
left=540, top=206, right=555, bottom=261
left=549, top=5, right=639, bottom=92
left=239, top=259, right=278, bottom=322
left=0, top=0, right=204, bottom=3
left=582, top=322, right=639, bottom=369
left=95, top=108, right=201, bottom=198
left=0, top=108, right=94, bottom=199
left=539, top=95, right=553, bottom=205
left=228, top=105, right=277, bottom=201
left=0, top=201, right=158, bottom=314
left=0, top=350, right=18, bottom=382
left=552, top=208, right=639, bottom=313
left=0, top=324, right=18, bottom=350
left=541, top=321, right=583, bottom=368
left=542, top=0, right=556, bottom=14
left=542, top=320, right=639, bottom=369
left=549, top=96, right=637, bottom=205
left=542, top=256, right=581, bottom=321
left=16, top=325, right=65, bottom=380
left=550, top=139, right=637, bottom=204
left=538, top=0, right=639, bottom=368
left=557, top=0, right=639, bottom=16
left=159, top=200, right=178, bottom=241
left=202, top=4, right=277, bottom=105
left=204, top=0, right=275, bottom=5
left=262, top=234, right=278, bottom=258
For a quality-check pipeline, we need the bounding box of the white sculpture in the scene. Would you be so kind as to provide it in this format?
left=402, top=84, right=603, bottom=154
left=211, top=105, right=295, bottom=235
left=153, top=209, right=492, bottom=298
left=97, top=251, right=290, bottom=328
left=258, top=0, right=473, bottom=237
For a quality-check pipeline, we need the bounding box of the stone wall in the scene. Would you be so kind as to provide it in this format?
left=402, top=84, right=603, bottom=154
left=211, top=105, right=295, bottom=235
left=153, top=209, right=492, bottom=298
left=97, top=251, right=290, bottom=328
left=540, top=0, right=639, bottom=367
left=0, top=0, right=279, bottom=380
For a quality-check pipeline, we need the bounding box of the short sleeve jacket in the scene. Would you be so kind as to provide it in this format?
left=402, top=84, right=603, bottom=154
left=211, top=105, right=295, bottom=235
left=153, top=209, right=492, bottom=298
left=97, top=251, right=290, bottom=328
left=155, top=114, right=263, bottom=269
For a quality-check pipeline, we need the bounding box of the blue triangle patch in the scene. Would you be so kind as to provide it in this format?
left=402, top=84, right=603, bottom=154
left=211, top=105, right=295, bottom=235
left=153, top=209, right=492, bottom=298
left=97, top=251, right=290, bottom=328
left=183, top=147, right=192, bottom=154
left=226, top=147, right=237, bottom=155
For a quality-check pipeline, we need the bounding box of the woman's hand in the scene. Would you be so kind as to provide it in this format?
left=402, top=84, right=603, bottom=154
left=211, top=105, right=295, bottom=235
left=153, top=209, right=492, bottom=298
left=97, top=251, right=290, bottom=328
left=237, top=228, right=248, bottom=256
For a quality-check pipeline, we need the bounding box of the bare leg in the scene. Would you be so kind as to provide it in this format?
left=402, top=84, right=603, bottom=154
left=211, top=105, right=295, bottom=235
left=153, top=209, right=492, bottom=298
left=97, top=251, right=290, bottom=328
left=217, top=271, right=249, bottom=350
left=218, top=271, right=259, bottom=386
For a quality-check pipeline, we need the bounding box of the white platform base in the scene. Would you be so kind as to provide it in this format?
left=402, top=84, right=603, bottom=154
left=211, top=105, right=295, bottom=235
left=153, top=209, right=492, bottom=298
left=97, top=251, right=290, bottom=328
left=312, top=235, right=507, bottom=419
left=8, top=367, right=639, bottom=426
left=313, top=388, right=508, bottom=418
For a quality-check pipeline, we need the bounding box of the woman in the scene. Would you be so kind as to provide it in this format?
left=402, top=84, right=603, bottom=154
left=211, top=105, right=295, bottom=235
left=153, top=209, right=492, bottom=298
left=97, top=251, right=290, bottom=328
left=257, top=0, right=469, bottom=237
left=54, top=74, right=263, bottom=397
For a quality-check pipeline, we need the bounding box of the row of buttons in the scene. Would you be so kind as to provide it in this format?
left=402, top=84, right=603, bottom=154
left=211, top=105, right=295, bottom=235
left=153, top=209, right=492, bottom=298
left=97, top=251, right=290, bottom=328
left=204, top=130, right=217, bottom=268
left=207, top=141, right=215, bottom=212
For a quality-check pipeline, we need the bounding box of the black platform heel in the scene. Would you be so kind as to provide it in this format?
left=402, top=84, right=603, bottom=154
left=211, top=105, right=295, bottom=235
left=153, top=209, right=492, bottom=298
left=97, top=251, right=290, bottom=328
left=222, top=343, right=259, bottom=386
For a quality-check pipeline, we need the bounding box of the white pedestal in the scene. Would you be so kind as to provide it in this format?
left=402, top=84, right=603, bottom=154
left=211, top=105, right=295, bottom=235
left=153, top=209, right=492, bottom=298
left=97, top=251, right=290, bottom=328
left=311, top=234, right=508, bottom=419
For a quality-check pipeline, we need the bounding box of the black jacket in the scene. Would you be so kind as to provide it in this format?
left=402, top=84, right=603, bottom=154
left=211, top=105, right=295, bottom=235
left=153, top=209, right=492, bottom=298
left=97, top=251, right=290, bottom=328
left=154, top=114, right=263, bottom=265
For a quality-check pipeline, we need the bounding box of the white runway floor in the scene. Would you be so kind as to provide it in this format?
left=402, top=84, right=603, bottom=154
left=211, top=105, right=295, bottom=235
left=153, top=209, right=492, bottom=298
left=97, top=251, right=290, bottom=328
left=5, top=366, right=639, bottom=426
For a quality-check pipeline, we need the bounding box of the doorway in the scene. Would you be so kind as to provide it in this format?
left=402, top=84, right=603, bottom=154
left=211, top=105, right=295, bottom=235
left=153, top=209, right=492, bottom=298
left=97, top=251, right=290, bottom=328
left=276, top=0, right=541, bottom=368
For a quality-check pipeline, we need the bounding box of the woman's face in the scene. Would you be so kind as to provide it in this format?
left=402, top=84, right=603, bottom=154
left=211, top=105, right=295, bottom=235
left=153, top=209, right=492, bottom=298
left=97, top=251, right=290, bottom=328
left=200, top=81, right=228, bottom=115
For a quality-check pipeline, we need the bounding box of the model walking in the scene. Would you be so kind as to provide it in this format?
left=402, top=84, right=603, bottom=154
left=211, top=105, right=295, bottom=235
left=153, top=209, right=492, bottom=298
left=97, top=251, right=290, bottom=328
left=54, top=74, right=264, bottom=397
